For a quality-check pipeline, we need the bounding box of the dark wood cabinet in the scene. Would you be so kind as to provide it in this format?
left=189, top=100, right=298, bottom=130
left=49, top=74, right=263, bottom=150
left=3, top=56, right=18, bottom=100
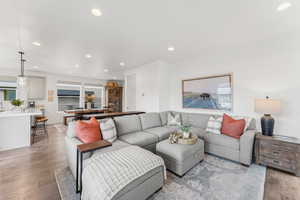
left=105, top=86, right=123, bottom=112
left=255, top=133, right=300, bottom=176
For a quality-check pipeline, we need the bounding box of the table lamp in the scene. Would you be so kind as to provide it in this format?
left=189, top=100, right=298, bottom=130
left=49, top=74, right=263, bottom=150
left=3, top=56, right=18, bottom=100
left=255, top=96, right=281, bottom=136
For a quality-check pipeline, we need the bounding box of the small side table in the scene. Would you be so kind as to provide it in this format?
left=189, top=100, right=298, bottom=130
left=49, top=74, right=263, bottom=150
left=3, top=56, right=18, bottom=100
left=76, top=140, right=112, bottom=193
left=255, top=133, right=300, bottom=176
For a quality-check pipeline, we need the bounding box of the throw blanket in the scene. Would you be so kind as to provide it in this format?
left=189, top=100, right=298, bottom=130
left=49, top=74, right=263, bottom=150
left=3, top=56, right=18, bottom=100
left=81, top=146, right=166, bottom=200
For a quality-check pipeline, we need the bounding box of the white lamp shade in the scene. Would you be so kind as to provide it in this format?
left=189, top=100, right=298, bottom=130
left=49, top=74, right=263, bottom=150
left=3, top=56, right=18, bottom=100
left=255, top=98, right=281, bottom=114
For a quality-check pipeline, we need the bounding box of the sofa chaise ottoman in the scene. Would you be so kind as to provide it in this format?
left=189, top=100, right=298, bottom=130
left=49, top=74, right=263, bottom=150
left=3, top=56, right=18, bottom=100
left=64, top=119, right=165, bottom=200
left=81, top=146, right=165, bottom=200
left=156, top=139, right=205, bottom=176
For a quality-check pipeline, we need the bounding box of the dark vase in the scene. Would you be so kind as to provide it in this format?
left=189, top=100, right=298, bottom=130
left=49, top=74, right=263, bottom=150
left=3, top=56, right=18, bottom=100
left=261, top=114, right=275, bottom=136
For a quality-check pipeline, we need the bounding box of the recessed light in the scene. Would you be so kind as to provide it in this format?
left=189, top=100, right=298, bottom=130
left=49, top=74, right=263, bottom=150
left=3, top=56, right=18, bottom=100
left=112, top=77, right=117, bottom=80
left=168, top=46, right=175, bottom=51
left=75, top=64, right=79, bottom=68
left=277, top=2, right=291, bottom=11
left=91, top=8, right=102, bottom=16
left=104, top=69, right=109, bottom=72
left=33, top=66, right=39, bottom=69
left=120, top=62, right=125, bottom=66
left=32, top=41, right=41, bottom=46
left=85, top=54, right=92, bottom=58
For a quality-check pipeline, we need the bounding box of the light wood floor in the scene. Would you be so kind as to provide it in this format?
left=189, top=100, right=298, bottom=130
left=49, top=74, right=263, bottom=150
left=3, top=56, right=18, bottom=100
left=0, top=125, right=299, bottom=200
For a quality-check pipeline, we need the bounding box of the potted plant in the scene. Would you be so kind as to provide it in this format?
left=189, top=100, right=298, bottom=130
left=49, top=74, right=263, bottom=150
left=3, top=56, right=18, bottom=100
left=180, top=125, right=191, bottom=139
left=11, top=99, right=24, bottom=111
left=85, top=94, right=96, bottom=109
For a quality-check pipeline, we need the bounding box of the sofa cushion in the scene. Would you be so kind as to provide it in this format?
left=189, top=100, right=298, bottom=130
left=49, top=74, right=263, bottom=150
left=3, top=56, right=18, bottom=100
left=181, top=112, right=211, bottom=129
left=163, top=125, right=180, bottom=132
left=190, top=127, right=207, bottom=138
left=145, top=127, right=174, bottom=141
left=92, top=140, right=131, bottom=156
left=232, top=116, right=253, bottom=132
left=159, top=111, right=169, bottom=126
left=119, top=131, right=159, bottom=147
left=75, top=117, right=102, bottom=144
left=221, top=114, right=246, bottom=139
left=100, top=118, right=117, bottom=143
left=139, top=113, right=162, bottom=130
left=167, top=112, right=181, bottom=126
left=114, top=115, right=142, bottom=136
left=205, top=116, right=223, bottom=134
left=204, top=133, right=240, bottom=150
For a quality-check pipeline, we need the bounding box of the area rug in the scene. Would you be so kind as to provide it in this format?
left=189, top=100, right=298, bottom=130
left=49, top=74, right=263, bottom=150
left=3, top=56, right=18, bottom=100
left=55, top=154, right=266, bottom=200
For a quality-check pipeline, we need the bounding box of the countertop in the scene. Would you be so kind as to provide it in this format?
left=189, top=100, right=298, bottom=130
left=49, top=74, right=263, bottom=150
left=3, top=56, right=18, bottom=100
left=0, top=109, right=42, bottom=118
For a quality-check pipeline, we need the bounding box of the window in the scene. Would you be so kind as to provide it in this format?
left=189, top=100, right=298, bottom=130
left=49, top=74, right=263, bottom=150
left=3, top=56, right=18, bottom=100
left=57, top=83, right=81, bottom=111
left=84, top=85, right=104, bottom=109
left=0, top=80, right=17, bottom=102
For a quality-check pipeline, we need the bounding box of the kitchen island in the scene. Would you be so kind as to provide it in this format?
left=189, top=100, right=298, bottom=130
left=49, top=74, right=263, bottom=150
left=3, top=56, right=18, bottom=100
left=0, top=110, right=42, bottom=151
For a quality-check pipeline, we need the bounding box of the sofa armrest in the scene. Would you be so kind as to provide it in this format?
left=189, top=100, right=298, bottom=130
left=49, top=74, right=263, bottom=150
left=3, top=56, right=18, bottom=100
left=65, top=136, right=92, bottom=178
left=239, top=130, right=256, bottom=166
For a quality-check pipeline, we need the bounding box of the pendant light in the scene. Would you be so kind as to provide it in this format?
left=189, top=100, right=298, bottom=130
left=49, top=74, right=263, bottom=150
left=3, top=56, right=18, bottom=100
left=17, top=51, right=27, bottom=87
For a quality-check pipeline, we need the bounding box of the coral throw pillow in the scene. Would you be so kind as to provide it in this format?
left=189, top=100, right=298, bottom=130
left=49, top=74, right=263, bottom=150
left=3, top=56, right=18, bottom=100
left=76, top=117, right=102, bottom=143
left=221, top=114, right=246, bottom=139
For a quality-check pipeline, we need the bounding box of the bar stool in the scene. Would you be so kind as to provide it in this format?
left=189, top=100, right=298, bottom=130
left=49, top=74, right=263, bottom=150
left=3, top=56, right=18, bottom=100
left=32, top=109, right=48, bottom=144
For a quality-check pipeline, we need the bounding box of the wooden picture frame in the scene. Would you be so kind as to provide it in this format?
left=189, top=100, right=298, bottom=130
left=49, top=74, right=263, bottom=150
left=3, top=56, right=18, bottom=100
left=182, top=74, right=233, bottom=111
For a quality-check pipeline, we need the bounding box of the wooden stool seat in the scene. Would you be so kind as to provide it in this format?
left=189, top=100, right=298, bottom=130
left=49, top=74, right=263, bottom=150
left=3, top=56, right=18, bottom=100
left=32, top=116, right=48, bottom=144
left=36, top=117, right=48, bottom=123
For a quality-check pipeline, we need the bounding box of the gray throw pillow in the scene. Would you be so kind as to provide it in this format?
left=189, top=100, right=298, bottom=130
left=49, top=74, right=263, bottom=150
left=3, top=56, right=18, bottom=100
left=167, top=113, right=181, bottom=126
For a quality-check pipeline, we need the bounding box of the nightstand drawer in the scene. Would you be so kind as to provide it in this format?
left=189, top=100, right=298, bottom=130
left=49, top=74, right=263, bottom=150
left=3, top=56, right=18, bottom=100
left=260, top=140, right=298, bottom=152
left=260, top=145, right=296, bottom=162
left=260, top=156, right=296, bottom=172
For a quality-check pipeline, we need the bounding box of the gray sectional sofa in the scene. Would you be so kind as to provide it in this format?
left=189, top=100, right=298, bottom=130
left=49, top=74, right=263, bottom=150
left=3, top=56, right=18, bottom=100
left=65, top=111, right=256, bottom=199
left=113, top=111, right=256, bottom=166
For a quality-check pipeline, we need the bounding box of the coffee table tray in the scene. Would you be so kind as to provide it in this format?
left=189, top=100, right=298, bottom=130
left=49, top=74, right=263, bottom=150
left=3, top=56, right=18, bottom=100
left=178, top=135, right=198, bottom=145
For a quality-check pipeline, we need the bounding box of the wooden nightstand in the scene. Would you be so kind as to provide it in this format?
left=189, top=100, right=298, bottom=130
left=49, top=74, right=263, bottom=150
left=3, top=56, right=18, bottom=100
left=255, top=133, right=300, bottom=176
left=76, top=140, right=112, bottom=193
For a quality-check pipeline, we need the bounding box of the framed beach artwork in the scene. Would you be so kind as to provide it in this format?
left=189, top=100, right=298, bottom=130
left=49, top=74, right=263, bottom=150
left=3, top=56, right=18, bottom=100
left=182, top=74, right=233, bottom=111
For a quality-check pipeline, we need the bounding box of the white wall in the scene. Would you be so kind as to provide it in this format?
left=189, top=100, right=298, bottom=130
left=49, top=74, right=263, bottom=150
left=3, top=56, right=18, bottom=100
left=125, top=34, right=300, bottom=138
left=124, top=60, right=171, bottom=112
left=168, top=36, right=300, bottom=138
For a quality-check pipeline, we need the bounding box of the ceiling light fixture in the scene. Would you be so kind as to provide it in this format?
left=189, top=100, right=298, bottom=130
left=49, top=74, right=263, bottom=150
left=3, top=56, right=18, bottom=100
left=104, top=69, right=109, bottom=72
left=33, top=66, right=39, bottom=69
left=32, top=41, right=41, bottom=46
left=120, top=62, right=125, bottom=66
left=112, top=77, right=117, bottom=80
left=91, top=8, right=102, bottom=16
left=75, top=64, right=79, bottom=68
left=85, top=54, right=92, bottom=58
left=277, top=2, right=291, bottom=11
left=17, top=51, right=27, bottom=87
left=168, top=46, right=175, bottom=51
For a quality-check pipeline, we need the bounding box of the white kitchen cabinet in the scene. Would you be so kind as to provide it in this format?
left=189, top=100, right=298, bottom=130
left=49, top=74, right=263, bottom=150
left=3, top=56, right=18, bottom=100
left=27, top=76, right=46, bottom=100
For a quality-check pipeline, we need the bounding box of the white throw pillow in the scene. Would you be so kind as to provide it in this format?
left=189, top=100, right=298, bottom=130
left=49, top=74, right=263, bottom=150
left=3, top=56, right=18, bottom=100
left=167, top=113, right=181, bottom=126
left=100, top=118, right=117, bottom=142
left=206, top=116, right=223, bottom=134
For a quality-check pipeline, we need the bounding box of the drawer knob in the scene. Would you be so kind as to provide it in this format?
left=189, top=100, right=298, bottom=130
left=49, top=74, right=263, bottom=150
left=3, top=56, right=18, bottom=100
left=273, top=160, right=279, bottom=164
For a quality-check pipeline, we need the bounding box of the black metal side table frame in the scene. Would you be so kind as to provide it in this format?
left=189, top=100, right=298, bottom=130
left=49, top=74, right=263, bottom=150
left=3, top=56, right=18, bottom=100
left=76, top=140, right=112, bottom=194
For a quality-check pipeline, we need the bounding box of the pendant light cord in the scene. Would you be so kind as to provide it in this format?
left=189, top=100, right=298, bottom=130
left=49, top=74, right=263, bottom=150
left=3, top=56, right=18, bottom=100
left=15, top=0, right=23, bottom=51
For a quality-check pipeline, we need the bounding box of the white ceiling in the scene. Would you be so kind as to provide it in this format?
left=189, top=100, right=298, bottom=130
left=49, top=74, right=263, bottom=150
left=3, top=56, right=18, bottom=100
left=0, top=0, right=299, bottom=79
